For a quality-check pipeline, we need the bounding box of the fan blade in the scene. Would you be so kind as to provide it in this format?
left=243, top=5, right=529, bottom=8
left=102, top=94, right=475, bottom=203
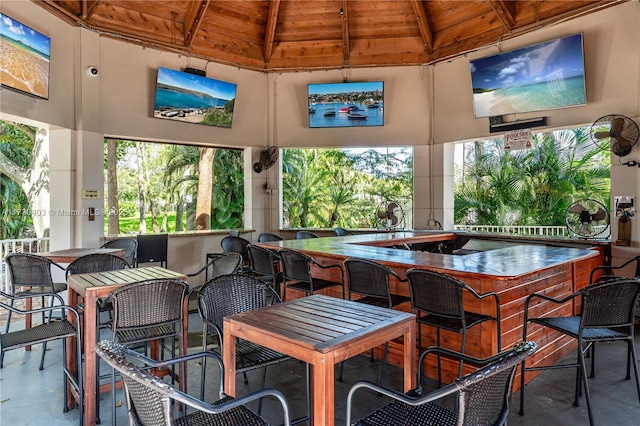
left=377, top=209, right=387, bottom=219
left=390, top=215, right=398, bottom=225
left=614, top=134, right=633, bottom=148
left=387, top=202, right=398, bottom=213
left=611, top=117, right=625, bottom=134
left=568, top=204, right=586, bottom=214
left=594, top=130, right=612, bottom=140
left=591, top=207, right=607, bottom=221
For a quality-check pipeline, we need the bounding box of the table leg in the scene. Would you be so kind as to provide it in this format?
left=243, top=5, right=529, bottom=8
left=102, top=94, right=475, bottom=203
left=66, top=289, right=79, bottom=411
left=311, top=351, right=335, bottom=426
left=403, top=320, right=416, bottom=392
left=223, top=327, right=237, bottom=397
left=25, top=296, right=33, bottom=351
left=83, top=292, right=99, bottom=426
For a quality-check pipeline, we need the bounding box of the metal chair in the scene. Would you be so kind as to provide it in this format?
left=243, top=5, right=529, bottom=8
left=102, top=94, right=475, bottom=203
left=248, top=244, right=283, bottom=296
left=258, top=232, right=284, bottom=242
left=104, top=278, right=188, bottom=424
left=220, top=235, right=252, bottom=273
left=334, top=227, right=352, bottom=236
left=295, top=230, right=319, bottom=239
left=519, top=277, right=640, bottom=426
left=4, top=253, right=67, bottom=370
left=0, top=291, right=83, bottom=425
left=589, top=255, right=640, bottom=284
left=340, top=258, right=411, bottom=384
left=347, top=341, right=537, bottom=426
left=406, top=268, right=501, bottom=385
left=95, top=339, right=291, bottom=426
left=197, top=274, right=292, bottom=410
left=185, top=252, right=242, bottom=313
left=101, top=238, right=138, bottom=267
left=279, top=248, right=345, bottom=301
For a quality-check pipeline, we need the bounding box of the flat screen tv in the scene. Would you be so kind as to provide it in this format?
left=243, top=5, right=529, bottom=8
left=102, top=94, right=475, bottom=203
left=0, top=13, right=50, bottom=100
left=307, top=81, right=384, bottom=128
left=469, top=33, right=586, bottom=118
left=153, top=67, right=237, bottom=128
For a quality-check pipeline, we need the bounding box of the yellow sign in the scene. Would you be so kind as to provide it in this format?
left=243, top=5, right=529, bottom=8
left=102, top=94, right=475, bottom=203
left=81, top=189, right=100, bottom=199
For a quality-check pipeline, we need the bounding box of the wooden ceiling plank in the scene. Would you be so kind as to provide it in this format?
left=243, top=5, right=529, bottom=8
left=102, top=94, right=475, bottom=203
left=489, top=0, right=516, bottom=30
left=410, top=0, right=433, bottom=54
left=184, top=0, right=210, bottom=47
left=264, top=0, right=282, bottom=63
left=341, top=0, right=350, bottom=64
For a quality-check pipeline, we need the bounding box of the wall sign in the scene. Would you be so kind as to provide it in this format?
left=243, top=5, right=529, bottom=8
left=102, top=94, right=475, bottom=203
left=504, top=129, right=533, bottom=151
left=81, top=189, right=100, bottom=199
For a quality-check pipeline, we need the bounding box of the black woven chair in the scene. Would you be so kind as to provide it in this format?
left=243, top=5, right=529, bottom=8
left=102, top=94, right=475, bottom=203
left=406, top=268, right=501, bottom=385
left=279, top=248, right=345, bottom=301
left=103, top=278, right=188, bottom=424
left=519, top=277, right=640, bottom=426
left=220, top=235, right=252, bottom=273
left=294, top=230, right=319, bottom=239
left=197, top=274, right=292, bottom=407
left=248, top=244, right=283, bottom=296
left=185, top=252, right=242, bottom=313
left=258, top=232, right=284, bottom=242
left=347, top=341, right=537, bottom=426
left=0, top=291, right=83, bottom=425
left=340, top=258, right=411, bottom=384
left=334, top=227, right=352, bottom=236
left=101, top=238, right=138, bottom=267
left=4, top=252, right=67, bottom=370
left=95, top=339, right=291, bottom=426
left=589, top=255, right=640, bottom=284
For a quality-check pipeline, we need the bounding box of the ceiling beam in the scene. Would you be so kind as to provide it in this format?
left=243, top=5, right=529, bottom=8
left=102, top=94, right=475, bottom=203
left=341, top=0, right=350, bottom=64
left=410, top=0, right=433, bottom=55
left=264, top=0, right=281, bottom=63
left=489, top=0, right=516, bottom=31
left=184, top=0, right=210, bottom=47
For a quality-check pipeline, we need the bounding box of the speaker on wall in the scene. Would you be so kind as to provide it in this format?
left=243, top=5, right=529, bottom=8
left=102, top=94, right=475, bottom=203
left=184, top=67, right=206, bottom=77
left=489, top=117, right=547, bottom=133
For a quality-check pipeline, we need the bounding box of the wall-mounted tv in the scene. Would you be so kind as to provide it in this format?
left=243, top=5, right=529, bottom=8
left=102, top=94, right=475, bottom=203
left=153, top=67, right=237, bottom=128
left=0, top=13, right=50, bottom=100
left=308, top=81, right=384, bottom=128
left=469, top=33, right=586, bottom=118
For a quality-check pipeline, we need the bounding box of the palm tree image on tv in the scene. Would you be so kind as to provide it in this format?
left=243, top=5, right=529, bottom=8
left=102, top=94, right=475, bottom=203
left=154, top=67, right=237, bottom=128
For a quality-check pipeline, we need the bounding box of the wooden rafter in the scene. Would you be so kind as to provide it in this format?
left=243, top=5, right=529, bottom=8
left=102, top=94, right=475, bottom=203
left=81, top=0, right=100, bottom=20
left=184, top=0, right=210, bottom=47
left=410, top=0, right=433, bottom=55
left=489, top=0, right=516, bottom=31
left=263, top=0, right=281, bottom=63
left=341, top=0, right=350, bottom=64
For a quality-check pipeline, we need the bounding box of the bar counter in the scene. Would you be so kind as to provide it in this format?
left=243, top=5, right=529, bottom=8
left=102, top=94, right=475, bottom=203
left=261, top=231, right=604, bottom=387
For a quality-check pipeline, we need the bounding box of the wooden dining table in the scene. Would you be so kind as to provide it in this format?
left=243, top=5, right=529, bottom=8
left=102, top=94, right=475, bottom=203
left=65, top=266, right=188, bottom=426
left=38, top=247, right=126, bottom=263
left=223, top=294, right=416, bottom=426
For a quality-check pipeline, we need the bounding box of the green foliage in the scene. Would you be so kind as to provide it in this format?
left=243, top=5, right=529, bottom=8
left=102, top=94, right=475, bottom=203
left=454, top=127, right=610, bottom=227
left=201, top=109, right=233, bottom=128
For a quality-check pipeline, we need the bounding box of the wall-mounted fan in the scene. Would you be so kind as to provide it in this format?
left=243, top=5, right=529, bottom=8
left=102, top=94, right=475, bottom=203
left=589, top=114, right=639, bottom=157
left=375, top=201, right=404, bottom=230
left=253, top=146, right=279, bottom=173
left=565, top=198, right=610, bottom=239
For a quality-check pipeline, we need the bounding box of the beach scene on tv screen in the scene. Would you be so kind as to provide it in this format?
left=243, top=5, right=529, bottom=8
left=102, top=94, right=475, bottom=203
left=0, top=14, right=50, bottom=99
left=470, top=33, right=585, bottom=118
left=308, top=81, right=383, bottom=128
left=154, top=67, right=237, bottom=128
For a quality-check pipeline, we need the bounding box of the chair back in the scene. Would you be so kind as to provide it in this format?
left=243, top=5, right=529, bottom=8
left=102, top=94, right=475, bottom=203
left=580, top=277, right=640, bottom=328
left=334, top=227, right=351, bottom=236
left=406, top=268, right=465, bottom=319
left=109, top=278, right=187, bottom=338
left=101, top=238, right=138, bottom=266
left=209, top=252, right=242, bottom=277
left=258, top=232, right=284, bottom=242
left=221, top=236, right=251, bottom=263
left=197, top=274, right=275, bottom=331
left=590, top=256, right=640, bottom=284
left=66, top=253, right=130, bottom=278
left=344, top=258, right=393, bottom=303
left=295, top=231, right=319, bottom=239
left=5, top=253, right=56, bottom=291
left=95, top=340, right=177, bottom=425
left=454, top=341, right=538, bottom=426
left=248, top=244, right=280, bottom=276
left=279, top=249, right=313, bottom=283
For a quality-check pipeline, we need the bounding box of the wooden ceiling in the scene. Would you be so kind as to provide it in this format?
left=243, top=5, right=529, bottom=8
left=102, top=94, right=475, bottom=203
left=36, top=0, right=624, bottom=72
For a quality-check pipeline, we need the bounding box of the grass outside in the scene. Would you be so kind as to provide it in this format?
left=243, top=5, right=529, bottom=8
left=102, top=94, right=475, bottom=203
left=105, top=213, right=180, bottom=234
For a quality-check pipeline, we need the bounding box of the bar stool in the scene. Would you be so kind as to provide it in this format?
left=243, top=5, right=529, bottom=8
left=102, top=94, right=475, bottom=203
left=406, top=268, right=501, bottom=385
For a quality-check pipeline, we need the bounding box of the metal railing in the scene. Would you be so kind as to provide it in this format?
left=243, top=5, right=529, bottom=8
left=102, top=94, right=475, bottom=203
left=453, top=225, right=569, bottom=237
left=0, top=238, right=50, bottom=293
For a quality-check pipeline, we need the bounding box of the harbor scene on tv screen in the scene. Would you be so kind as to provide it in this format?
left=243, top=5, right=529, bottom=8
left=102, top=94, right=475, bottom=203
left=308, top=81, right=383, bottom=128
left=0, top=13, right=50, bottom=99
left=470, top=33, right=586, bottom=118
left=154, top=67, right=237, bottom=128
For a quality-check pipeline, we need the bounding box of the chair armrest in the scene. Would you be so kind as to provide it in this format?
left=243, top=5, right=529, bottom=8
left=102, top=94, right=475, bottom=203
left=0, top=290, right=65, bottom=307
left=312, top=261, right=344, bottom=281
left=186, top=255, right=224, bottom=278
left=589, top=256, right=640, bottom=284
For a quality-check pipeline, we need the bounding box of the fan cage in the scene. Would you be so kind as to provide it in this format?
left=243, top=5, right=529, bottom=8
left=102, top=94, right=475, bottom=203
left=565, top=199, right=611, bottom=239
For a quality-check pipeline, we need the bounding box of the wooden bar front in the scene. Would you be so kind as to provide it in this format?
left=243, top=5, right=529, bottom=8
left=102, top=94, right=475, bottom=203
left=260, top=231, right=603, bottom=388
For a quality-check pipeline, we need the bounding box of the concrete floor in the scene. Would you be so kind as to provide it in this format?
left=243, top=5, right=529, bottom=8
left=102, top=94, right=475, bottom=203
left=2, top=314, right=640, bottom=425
